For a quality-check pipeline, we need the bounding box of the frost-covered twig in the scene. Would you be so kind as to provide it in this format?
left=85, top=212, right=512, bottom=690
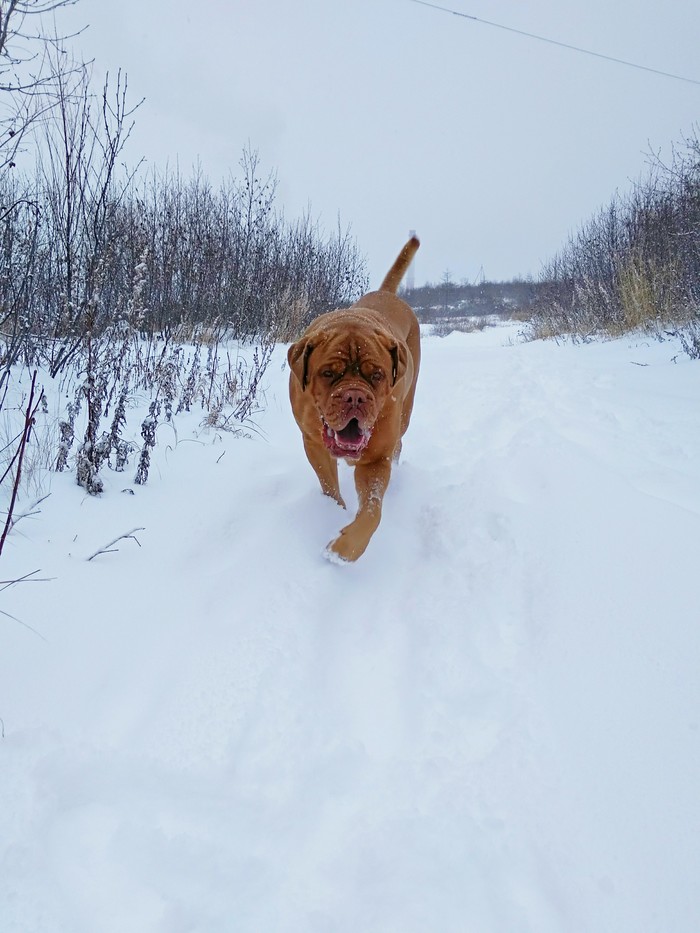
left=0, top=568, right=52, bottom=591
left=55, top=394, right=80, bottom=472
left=108, top=388, right=133, bottom=471
left=0, top=370, right=42, bottom=558
left=134, top=401, right=159, bottom=485
left=87, top=527, right=145, bottom=561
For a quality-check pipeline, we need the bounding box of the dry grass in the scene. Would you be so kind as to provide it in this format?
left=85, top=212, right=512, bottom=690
left=615, top=253, right=677, bottom=335
left=527, top=311, right=569, bottom=341
left=273, top=289, right=312, bottom=342
left=171, top=322, right=226, bottom=347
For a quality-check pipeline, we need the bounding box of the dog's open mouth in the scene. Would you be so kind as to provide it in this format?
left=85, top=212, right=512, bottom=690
left=322, top=418, right=370, bottom=458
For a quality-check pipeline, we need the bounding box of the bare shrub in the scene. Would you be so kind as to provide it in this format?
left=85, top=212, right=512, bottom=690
left=676, top=317, right=700, bottom=359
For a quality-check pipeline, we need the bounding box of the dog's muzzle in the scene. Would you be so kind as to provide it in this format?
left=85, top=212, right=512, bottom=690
left=322, top=417, right=370, bottom=459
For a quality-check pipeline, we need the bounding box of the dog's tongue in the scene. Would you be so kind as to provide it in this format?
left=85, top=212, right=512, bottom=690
left=324, top=417, right=367, bottom=455
left=336, top=419, right=364, bottom=447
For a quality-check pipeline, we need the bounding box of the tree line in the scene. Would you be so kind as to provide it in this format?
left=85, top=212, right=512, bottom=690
left=405, top=277, right=541, bottom=322
left=530, top=129, right=700, bottom=358
left=0, top=67, right=366, bottom=384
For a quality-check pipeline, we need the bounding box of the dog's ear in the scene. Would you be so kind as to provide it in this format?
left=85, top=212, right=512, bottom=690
left=389, top=341, right=409, bottom=386
left=287, top=338, right=315, bottom=391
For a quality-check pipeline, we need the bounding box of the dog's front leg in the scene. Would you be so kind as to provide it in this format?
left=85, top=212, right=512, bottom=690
left=326, top=457, right=392, bottom=562
left=303, top=435, right=346, bottom=508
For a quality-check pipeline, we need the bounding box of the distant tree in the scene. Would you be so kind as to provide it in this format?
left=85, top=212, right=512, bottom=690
left=0, top=0, right=82, bottom=393
left=441, top=268, right=454, bottom=315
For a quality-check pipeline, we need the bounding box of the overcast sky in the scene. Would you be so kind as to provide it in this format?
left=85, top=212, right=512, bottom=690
left=58, top=0, right=700, bottom=286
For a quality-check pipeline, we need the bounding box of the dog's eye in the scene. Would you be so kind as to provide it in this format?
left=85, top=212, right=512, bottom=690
left=370, top=371, right=384, bottom=383
left=321, top=369, right=336, bottom=379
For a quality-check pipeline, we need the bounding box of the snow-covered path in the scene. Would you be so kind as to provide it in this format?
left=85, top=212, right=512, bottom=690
left=2, top=325, right=699, bottom=932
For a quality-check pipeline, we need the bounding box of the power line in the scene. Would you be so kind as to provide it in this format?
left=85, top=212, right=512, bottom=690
left=409, top=0, right=700, bottom=87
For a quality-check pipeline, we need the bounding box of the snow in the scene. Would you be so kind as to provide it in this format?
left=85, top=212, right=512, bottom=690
left=2, top=324, right=699, bottom=932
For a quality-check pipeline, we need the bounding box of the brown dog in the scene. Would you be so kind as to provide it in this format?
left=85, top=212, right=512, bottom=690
left=288, top=236, right=420, bottom=562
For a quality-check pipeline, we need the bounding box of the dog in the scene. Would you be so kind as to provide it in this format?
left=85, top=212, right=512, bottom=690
left=287, top=236, right=420, bottom=562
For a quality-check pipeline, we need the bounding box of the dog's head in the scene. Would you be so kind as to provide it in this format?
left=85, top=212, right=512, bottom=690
left=288, top=324, right=408, bottom=459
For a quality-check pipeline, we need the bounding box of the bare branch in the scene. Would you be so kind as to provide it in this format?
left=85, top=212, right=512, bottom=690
left=87, top=527, right=145, bottom=561
left=0, top=567, right=52, bottom=590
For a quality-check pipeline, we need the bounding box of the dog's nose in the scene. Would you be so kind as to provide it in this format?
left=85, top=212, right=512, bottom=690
left=342, top=388, right=366, bottom=409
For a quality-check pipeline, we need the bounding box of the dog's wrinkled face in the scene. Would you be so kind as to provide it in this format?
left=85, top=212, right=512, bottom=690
left=289, top=327, right=406, bottom=459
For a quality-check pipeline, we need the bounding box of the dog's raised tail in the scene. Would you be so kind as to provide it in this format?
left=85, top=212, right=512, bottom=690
left=379, top=235, right=420, bottom=294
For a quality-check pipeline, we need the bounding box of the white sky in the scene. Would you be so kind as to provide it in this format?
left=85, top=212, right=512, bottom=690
left=57, top=0, right=700, bottom=285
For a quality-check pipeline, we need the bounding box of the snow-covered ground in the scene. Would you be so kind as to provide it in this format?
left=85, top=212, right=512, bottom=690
left=2, top=324, right=699, bottom=932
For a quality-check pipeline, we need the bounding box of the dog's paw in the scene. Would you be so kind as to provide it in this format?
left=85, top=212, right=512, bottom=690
left=324, top=525, right=370, bottom=563
left=323, top=543, right=351, bottom=565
